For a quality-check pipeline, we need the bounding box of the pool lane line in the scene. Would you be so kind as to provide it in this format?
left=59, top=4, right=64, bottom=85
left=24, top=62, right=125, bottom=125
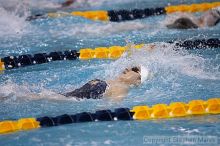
left=0, top=98, right=219, bottom=135
left=0, top=50, right=79, bottom=71
left=0, top=38, right=219, bottom=71
left=26, top=2, right=220, bottom=21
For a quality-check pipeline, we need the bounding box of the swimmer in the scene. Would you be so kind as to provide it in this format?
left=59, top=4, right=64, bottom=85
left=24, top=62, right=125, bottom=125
left=166, top=7, right=220, bottom=29
left=64, top=66, right=151, bottom=101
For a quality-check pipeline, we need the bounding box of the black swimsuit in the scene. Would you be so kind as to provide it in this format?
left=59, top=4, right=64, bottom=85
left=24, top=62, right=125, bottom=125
left=64, top=79, right=108, bottom=99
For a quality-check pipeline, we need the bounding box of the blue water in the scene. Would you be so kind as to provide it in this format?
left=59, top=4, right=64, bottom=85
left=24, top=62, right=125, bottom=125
left=0, top=0, right=220, bottom=146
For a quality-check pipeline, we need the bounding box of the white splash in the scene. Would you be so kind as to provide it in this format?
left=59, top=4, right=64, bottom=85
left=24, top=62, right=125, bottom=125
left=0, top=0, right=31, bottom=36
left=0, top=80, right=68, bottom=101
left=104, top=42, right=220, bottom=80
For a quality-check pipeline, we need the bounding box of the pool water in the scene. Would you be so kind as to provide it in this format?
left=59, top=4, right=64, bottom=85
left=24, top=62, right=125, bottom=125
left=0, top=0, right=220, bottom=146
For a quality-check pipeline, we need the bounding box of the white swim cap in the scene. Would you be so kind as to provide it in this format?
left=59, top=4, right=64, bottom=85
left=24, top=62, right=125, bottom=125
left=141, top=66, right=151, bottom=83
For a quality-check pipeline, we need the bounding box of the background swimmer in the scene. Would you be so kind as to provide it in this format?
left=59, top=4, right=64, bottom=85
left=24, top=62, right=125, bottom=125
left=166, top=7, right=220, bottom=29
left=64, top=66, right=150, bottom=101
left=61, top=0, right=75, bottom=7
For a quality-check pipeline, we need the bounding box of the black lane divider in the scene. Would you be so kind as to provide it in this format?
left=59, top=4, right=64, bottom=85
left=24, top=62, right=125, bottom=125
left=37, top=108, right=133, bottom=127
left=171, top=38, right=220, bottom=49
left=1, top=50, right=79, bottom=70
left=108, top=8, right=165, bottom=22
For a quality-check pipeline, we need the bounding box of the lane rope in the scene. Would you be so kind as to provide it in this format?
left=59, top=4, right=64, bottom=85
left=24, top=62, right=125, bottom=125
left=0, top=38, right=219, bottom=71
left=26, top=2, right=220, bottom=21
left=0, top=97, right=219, bottom=135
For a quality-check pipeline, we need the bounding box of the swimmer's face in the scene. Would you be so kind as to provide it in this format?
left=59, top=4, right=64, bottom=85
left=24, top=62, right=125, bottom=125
left=119, top=67, right=141, bottom=85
